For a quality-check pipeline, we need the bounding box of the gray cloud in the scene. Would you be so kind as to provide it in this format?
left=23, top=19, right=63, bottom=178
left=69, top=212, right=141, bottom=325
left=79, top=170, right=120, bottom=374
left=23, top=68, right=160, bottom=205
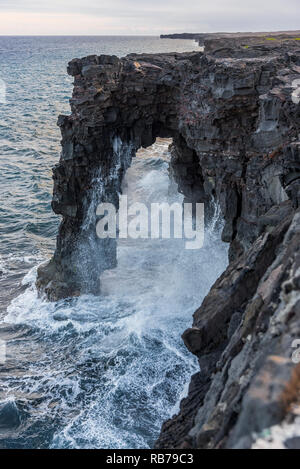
left=0, top=0, right=299, bottom=34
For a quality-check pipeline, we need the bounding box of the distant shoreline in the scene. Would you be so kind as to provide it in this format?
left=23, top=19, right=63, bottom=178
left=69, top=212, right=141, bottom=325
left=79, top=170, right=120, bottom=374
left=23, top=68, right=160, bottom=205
left=160, top=30, right=300, bottom=49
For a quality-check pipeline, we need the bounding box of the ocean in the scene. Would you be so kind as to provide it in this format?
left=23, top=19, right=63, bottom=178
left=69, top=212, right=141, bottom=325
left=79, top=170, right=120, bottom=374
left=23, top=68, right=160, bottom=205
left=0, top=36, right=228, bottom=449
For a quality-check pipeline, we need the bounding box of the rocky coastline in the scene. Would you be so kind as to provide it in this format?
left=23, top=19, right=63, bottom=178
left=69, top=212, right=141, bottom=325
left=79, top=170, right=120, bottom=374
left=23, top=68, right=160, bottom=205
left=37, top=35, right=300, bottom=448
left=161, top=30, right=300, bottom=48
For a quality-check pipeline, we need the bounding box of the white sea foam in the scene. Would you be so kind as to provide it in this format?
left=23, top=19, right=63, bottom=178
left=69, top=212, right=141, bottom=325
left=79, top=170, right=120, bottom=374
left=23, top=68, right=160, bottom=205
left=4, top=140, right=228, bottom=449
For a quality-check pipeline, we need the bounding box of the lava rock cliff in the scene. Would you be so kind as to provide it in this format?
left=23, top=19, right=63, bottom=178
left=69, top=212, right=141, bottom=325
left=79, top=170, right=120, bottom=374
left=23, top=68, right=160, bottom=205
left=37, top=38, right=300, bottom=449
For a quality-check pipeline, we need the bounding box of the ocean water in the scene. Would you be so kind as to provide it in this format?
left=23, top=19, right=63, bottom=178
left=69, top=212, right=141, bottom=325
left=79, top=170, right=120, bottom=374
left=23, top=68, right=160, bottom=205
left=0, top=36, right=200, bottom=314
left=0, top=36, right=228, bottom=449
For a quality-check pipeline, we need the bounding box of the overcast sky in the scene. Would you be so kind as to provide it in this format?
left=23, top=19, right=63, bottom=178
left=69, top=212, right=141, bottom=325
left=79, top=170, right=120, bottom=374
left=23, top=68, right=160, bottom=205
left=0, top=0, right=299, bottom=35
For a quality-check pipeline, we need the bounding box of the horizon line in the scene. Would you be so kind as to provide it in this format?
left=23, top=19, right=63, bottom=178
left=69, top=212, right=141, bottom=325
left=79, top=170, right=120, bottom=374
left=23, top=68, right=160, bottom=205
left=0, top=29, right=299, bottom=37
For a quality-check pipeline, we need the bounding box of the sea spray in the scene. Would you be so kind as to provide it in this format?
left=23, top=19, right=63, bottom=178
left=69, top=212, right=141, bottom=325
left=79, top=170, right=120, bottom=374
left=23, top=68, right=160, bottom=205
left=3, top=140, right=228, bottom=449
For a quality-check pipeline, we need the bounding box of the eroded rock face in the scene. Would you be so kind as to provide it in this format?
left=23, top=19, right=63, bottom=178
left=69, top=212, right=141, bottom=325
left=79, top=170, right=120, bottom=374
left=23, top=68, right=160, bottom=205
left=157, top=201, right=300, bottom=449
left=37, top=43, right=300, bottom=299
left=37, top=40, right=300, bottom=448
left=168, top=209, right=300, bottom=449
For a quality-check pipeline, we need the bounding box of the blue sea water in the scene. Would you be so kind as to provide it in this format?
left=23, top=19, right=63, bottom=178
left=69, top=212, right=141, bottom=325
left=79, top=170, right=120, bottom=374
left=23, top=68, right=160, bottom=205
left=0, top=36, right=200, bottom=312
left=0, top=36, right=227, bottom=449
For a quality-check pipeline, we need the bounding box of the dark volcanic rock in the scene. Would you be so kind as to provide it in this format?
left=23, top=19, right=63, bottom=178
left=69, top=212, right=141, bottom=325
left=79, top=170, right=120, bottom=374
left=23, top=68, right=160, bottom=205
left=0, top=402, right=21, bottom=430
left=160, top=208, right=300, bottom=449
left=161, top=30, right=300, bottom=49
left=37, top=43, right=300, bottom=299
left=160, top=33, right=201, bottom=40
left=285, top=437, right=300, bottom=449
left=36, top=37, right=300, bottom=449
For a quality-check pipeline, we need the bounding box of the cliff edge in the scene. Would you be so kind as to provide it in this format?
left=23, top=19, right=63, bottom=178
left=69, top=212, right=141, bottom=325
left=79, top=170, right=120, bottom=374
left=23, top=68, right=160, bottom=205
left=36, top=37, right=300, bottom=448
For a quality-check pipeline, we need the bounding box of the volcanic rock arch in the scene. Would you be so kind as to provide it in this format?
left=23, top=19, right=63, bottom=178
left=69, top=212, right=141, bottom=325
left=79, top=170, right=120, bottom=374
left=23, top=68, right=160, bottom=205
left=37, top=53, right=206, bottom=300
left=36, top=42, right=300, bottom=450
left=37, top=48, right=299, bottom=306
